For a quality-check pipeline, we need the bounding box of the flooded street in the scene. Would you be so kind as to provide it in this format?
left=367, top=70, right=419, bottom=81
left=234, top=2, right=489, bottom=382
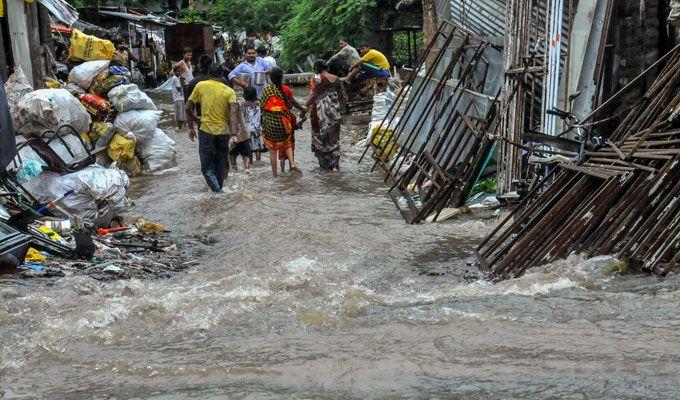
left=2, top=94, right=680, bottom=399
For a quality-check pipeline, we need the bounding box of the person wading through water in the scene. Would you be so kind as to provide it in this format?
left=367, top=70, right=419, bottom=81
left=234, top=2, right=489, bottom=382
left=305, top=60, right=343, bottom=171
left=259, top=67, right=300, bottom=176
left=186, top=64, right=239, bottom=194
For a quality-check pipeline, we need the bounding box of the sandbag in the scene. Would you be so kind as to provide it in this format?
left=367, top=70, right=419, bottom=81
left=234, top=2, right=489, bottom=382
left=88, top=70, right=130, bottom=97
left=107, top=132, right=136, bottom=163
left=89, top=121, right=115, bottom=148
left=113, top=110, right=161, bottom=144
left=69, top=60, right=110, bottom=89
left=23, top=165, right=129, bottom=223
left=79, top=93, right=115, bottom=121
left=138, top=128, right=177, bottom=173
left=108, top=84, right=157, bottom=112
left=68, top=29, right=115, bottom=62
left=109, top=66, right=131, bottom=78
left=15, top=89, right=91, bottom=137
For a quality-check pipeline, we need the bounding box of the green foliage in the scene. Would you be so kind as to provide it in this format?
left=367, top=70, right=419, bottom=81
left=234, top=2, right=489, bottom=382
left=279, top=0, right=377, bottom=67
left=208, top=0, right=294, bottom=35
left=202, top=0, right=422, bottom=68
left=180, top=8, right=206, bottom=23
left=392, top=31, right=424, bottom=66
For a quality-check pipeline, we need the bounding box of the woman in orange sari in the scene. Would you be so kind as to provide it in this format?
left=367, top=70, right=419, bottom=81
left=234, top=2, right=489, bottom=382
left=259, top=67, right=300, bottom=176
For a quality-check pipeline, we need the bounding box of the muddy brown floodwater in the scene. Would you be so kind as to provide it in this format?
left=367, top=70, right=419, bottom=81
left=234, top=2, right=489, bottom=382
left=1, top=91, right=680, bottom=399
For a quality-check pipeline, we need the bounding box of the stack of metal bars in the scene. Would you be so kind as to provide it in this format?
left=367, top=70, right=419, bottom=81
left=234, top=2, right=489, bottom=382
left=478, top=47, right=680, bottom=279
left=359, top=20, right=502, bottom=224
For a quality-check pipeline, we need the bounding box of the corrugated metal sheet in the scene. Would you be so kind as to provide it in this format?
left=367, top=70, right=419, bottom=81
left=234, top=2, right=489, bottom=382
left=449, top=0, right=506, bottom=38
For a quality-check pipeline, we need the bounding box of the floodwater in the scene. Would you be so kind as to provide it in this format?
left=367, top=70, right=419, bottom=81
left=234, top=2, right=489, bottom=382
left=2, top=92, right=680, bottom=399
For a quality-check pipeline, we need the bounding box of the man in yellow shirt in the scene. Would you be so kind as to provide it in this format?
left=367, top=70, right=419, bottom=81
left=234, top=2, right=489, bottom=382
left=186, top=64, right=239, bottom=193
left=345, top=43, right=391, bottom=82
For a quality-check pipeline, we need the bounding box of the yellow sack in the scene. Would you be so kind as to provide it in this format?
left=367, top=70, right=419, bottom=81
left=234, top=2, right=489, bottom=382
left=107, top=133, right=136, bottom=163
left=372, top=128, right=399, bottom=161
left=69, top=29, right=115, bottom=62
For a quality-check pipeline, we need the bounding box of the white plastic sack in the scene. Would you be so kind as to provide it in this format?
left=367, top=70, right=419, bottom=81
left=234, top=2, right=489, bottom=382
left=69, top=60, right=110, bottom=89
left=4, top=66, right=33, bottom=125
left=138, top=128, right=177, bottom=173
left=114, top=110, right=161, bottom=145
left=15, top=89, right=91, bottom=137
left=152, top=77, right=174, bottom=93
left=108, top=84, right=157, bottom=112
left=23, top=165, right=129, bottom=222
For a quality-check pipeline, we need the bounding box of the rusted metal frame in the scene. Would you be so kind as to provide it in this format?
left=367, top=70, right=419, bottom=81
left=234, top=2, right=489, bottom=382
left=559, top=163, right=620, bottom=179
left=388, top=187, right=419, bottom=222
left=387, top=147, right=453, bottom=224
left=628, top=180, right=680, bottom=264
left=519, top=176, right=625, bottom=274
left=433, top=109, right=493, bottom=214
left=407, top=146, right=467, bottom=224
left=570, top=173, right=641, bottom=253
left=385, top=100, right=474, bottom=202
left=486, top=172, right=583, bottom=274
left=369, top=29, right=467, bottom=169
left=386, top=40, right=485, bottom=180
left=477, top=166, right=560, bottom=259
left=428, top=132, right=481, bottom=216
left=617, top=159, right=680, bottom=255
left=429, top=102, right=481, bottom=175
left=584, top=171, right=660, bottom=254
left=587, top=158, right=658, bottom=173
left=460, top=136, right=499, bottom=207
left=620, top=138, right=680, bottom=149
left=585, top=151, right=672, bottom=160
left=559, top=176, right=635, bottom=255
left=388, top=170, right=422, bottom=223
left=415, top=101, right=479, bottom=191
left=449, top=131, right=494, bottom=208
left=610, top=71, right=680, bottom=146
left=359, top=22, right=459, bottom=164
left=644, top=219, right=680, bottom=274
left=428, top=102, right=478, bottom=169
left=514, top=176, right=618, bottom=272
left=621, top=87, right=680, bottom=146
left=372, top=40, right=469, bottom=176
left=494, top=176, right=597, bottom=278
left=642, top=218, right=680, bottom=274
left=444, top=89, right=503, bottom=210
left=410, top=112, right=486, bottom=224
left=459, top=112, right=484, bottom=139
left=647, top=130, right=680, bottom=138
left=419, top=151, right=453, bottom=204
left=596, top=162, right=675, bottom=254
left=581, top=162, right=635, bottom=172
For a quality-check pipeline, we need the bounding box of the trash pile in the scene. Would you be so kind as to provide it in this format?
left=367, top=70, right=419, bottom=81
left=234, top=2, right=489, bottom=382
left=16, top=219, right=195, bottom=281
left=0, top=29, right=181, bottom=281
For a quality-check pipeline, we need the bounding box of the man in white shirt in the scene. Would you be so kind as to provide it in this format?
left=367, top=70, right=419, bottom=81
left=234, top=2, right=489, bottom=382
left=175, top=47, right=194, bottom=89
left=327, top=38, right=360, bottom=76
left=171, top=64, right=186, bottom=129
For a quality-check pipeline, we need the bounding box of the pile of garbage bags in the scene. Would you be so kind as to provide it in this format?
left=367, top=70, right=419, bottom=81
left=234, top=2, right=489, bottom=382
left=3, top=29, right=177, bottom=226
